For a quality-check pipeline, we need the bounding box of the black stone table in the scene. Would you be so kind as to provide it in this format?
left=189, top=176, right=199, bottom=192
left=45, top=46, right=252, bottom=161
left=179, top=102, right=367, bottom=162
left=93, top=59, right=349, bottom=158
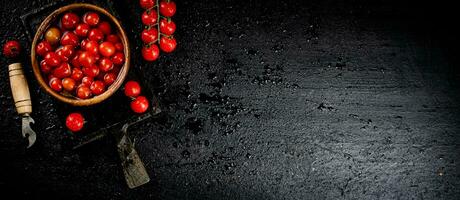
left=1, top=0, right=460, bottom=199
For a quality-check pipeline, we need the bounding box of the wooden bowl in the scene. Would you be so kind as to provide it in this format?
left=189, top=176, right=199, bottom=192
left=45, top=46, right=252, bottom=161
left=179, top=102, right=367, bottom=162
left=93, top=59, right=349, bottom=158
left=31, top=3, right=130, bottom=106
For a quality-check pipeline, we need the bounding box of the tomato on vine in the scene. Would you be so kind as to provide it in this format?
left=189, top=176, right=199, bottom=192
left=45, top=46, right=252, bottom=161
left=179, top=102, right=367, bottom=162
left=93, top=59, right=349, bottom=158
left=142, top=44, right=160, bottom=61
left=141, top=9, right=158, bottom=26
left=160, top=18, right=176, bottom=35
left=140, top=0, right=155, bottom=9
left=159, top=0, right=176, bottom=17
left=159, top=36, right=176, bottom=53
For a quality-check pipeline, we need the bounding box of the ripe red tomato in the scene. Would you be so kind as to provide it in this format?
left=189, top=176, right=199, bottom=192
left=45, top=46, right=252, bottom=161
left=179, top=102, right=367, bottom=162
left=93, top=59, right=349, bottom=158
left=71, top=68, right=84, bottom=81
left=53, top=62, right=72, bottom=78
left=99, top=58, right=114, bottom=72
left=44, top=52, right=61, bottom=67
left=78, top=51, right=95, bottom=68
left=60, top=31, right=79, bottom=46
left=140, top=0, right=155, bottom=9
left=83, top=12, right=100, bottom=26
left=84, top=40, right=99, bottom=55
left=75, top=23, right=90, bottom=37
left=124, top=81, right=141, bottom=97
left=111, top=52, right=125, bottom=65
left=36, top=40, right=52, bottom=57
left=62, top=77, right=76, bottom=91
left=88, top=29, right=104, bottom=42
left=55, top=45, right=74, bottom=62
left=70, top=53, right=81, bottom=68
left=90, top=80, right=106, bottom=95
left=82, top=65, right=100, bottom=77
left=66, top=112, right=84, bottom=132
left=76, top=85, right=92, bottom=99
left=159, top=37, right=176, bottom=53
left=141, top=10, right=158, bottom=26
left=97, top=21, right=112, bottom=35
left=40, top=60, right=52, bottom=74
left=61, top=12, right=80, bottom=30
left=106, top=34, right=120, bottom=43
left=130, top=96, right=149, bottom=114
left=99, top=42, right=116, bottom=57
left=114, top=42, right=123, bottom=52
left=81, top=76, right=93, bottom=87
left=141, top=28, right=158, bottom=43
left=3, top=40, right=21, bottom=58
left=103, top=72, right=116, bottom=85
left=141, top=44, right=159, bottom=61
left=159, top=0, right=176, bottom=17
left=159, top=18, right=176, bottom=35
left=49, top=77, right=63, bottom=92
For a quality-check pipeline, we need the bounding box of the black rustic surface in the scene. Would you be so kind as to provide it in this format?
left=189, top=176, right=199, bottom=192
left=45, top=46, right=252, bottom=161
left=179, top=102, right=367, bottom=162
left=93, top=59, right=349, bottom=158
left=1, top=0, right=460, bottom=199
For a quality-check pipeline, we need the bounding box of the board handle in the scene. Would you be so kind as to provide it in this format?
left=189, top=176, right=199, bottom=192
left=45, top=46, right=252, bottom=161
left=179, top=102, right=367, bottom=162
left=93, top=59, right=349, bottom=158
left=8, top=63, right=32, bottom=115
left=117, top=133, right=150, bottom=189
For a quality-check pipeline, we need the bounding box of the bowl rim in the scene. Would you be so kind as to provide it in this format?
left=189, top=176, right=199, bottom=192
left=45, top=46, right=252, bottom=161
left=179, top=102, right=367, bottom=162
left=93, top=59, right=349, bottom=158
left=31, top=3, right=130, bottom=106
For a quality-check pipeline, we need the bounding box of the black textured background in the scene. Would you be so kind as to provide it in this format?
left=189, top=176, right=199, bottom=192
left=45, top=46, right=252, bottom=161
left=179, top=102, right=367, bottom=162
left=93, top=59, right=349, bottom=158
left=1, top=0, right=460, bottom=199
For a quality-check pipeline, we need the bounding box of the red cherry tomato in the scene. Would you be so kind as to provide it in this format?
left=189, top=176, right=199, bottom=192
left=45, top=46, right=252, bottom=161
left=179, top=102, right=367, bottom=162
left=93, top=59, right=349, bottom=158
left=130, top=96, right=149, bottom=114
left=49, top=77, right=63, bottom=92
left=62, top=77, right=76, bottom=92
left=159, top=18, right=176, bottom=35
left=70, top=53, right=81, bottom=68
left=141, top=28, right=158, bottom=43
left=159, top=0, right=176, bottom=17
left=71, top=68, right=84, bottom=81
left=141, top=10, right=158, bottom=26
left=103, top=72, right=116, bottom=85
left=53, top=62, right=72, bottom=78
left=3, top=40, right=21, bottom=58
left=111, top=52, right=125, bottom=65
left=44, top=52, right=61, bottom=67
left=140, top=0, right=155, bottom=9
left=66, top=112, right=84, bottom=132
left=75, top=23, right=90, bottom=37
left=36, top=40, right=52, bottom=57
left=114, top=42, right=123, bottom=52
left=76, top=85, right=92, bottom=99
left=78, top=51, right=95, bottom=68
left=88, top=29, right=104, bottom=42
left=60, top=31, right=79, bottom=46
left=83, top=12, right=100, bottom=26
left=40, top=60, right=52, bottom=74
left=106, top=34, right=120, bottom=43
left=84, top=40, right=99, bottom=55
left=97, top=21, right=112, bottom=35
left=61, top=12, right=80, bottom=30
left=159, top=37, right=176, bottom=53
left=81, top=76, right=94, bottom=87
left=47, top=74, right=56, bottom=81
left=141, top=44, right=159, bottom=61
left=55, top=45, right=74, bottom=62
left=124, top=81, right=141, bottom=97
left=82, top=65, right=100, bottom=77
left=99, top=42, right=116, bottom=57
left=90, top=80, right=106, bottom=95
left=99, top=58, right=114, bottom=72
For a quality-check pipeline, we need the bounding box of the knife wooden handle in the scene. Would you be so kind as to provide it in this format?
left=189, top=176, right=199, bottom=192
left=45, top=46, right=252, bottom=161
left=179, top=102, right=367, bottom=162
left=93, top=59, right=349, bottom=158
left=8, top=63, right=32, bottom=115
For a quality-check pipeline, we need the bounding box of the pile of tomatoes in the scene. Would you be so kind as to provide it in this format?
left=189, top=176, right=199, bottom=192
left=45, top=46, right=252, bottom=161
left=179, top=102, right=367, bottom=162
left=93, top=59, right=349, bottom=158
left=36, top=11, right=125, bottom=99
left=139, top=0, right=177, bottom=61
